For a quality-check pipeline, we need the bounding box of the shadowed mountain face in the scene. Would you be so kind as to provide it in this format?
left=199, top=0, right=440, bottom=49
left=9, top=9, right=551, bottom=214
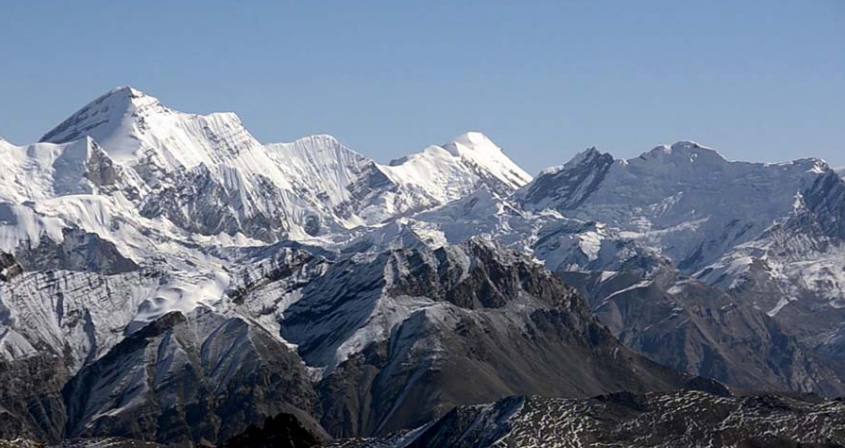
left=0, top=354, right=67, bottom=442
left=62, top=309, right=317, bottom=446
left=561, top=268, right=845, bottom=397
left=0, top=241, right=704, bottom=445
left=220, top=411, right=328, bottom=448
left=244, top=240, right=699, bottom=438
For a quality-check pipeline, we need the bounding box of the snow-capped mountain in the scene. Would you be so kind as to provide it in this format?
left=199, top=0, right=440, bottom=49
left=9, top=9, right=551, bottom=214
left=0, top=87, right=535, bottom=446
left=40, top=87, right=345, bottom=240
left=4, top=86, right=845, bottom=447
left=0, top=87, right=536, bottom=386
left=266, top=131, right=531, bottom=227
left=38, top=87, right=530, bottom=241
left=518, top=142, right=827, bottom=272
left=0, top=87, right=530, bottom=347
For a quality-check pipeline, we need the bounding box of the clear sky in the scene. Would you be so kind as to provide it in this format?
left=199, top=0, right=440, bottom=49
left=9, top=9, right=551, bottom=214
left=1, top=1, right=843, bottom=174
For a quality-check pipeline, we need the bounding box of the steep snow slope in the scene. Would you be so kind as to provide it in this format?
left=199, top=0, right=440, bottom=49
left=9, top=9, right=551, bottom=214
left=442, top=132, right=532, bottom=189
left=267, top=131, right=532, bottom=226
left=265, top=135, right=373, bottom=225
left=0, top=137, right=152, bottom=254
left=41, top=87, right=280, bottom=185
left=378, top=132, right=530, bottom=211
left=0, top=137, right=143, bottom=203
left=40, top=87, right=343, bottom=240
left=383, top=132, right=531, bottom=198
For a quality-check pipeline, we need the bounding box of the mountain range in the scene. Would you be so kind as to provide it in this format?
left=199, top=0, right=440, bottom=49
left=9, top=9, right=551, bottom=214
left=2, top=87, right=845, bottom=447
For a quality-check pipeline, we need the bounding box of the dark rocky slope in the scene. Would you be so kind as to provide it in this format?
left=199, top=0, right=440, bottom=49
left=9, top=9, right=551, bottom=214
left=62, top=309, right=316, bottom=446
left=561, top=267, right=845, bottom=396
left=333, top=390, right=845, bottom=448
left=272, top=240, right=713, bottom=437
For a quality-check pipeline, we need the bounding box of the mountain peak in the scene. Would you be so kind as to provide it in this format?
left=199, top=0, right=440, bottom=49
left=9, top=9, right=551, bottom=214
left=40, top=86, right=165, bottom=145
left=567, top=146, right=611, bottom=167
left=450, top=131, right=493, bottom=146
left=107, top=85, right=146, bottom=99
left=518, top=146, right=615, bottom=210
left=443, top=131, right=499, bottom=157
left=639, top=141, right=726, bottom=164
left=538, top=147, right=611, bottom=176
left=82, top=85, right=160, bottom=112
left=440, top=131, right=532, bottom=187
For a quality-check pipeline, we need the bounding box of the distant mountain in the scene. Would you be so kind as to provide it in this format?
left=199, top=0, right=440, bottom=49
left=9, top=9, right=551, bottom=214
left=266, top=131, right=530, bottom=227
left=517, top=141, right=826, bottom=272
left=507, top=144, right=845, bottom=395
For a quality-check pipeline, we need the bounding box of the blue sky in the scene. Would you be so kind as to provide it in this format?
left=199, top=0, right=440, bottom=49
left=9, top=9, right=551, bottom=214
left=1, top=1, right=843, bottom=174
